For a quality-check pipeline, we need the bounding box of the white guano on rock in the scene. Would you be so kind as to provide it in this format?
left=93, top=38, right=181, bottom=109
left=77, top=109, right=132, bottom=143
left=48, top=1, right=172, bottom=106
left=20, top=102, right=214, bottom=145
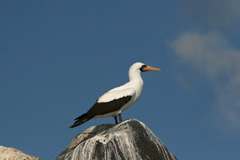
left=58, top=119, right=176, bottom=160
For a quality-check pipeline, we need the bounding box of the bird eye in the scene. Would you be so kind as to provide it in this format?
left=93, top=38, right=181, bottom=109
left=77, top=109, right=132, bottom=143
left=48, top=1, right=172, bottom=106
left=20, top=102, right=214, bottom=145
left=140, top=65, right=147, bottom=72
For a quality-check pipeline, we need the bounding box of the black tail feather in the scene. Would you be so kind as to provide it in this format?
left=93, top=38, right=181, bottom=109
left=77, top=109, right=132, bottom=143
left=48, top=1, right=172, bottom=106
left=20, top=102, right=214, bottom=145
left=70, top=113, right=93, bottom=128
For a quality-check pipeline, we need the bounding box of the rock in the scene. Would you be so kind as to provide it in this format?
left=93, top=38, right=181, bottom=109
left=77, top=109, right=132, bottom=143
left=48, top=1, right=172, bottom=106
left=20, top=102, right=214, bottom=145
left=58, top=119, right=176, bottom=160
left=0, top=146, right=39, bottom=160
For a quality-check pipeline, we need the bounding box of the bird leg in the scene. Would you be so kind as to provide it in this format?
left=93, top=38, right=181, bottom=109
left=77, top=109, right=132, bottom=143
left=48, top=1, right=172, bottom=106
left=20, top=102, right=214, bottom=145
left=114, top=116, right=118, bottom=124
left=118, top=114, right=123, bottom=122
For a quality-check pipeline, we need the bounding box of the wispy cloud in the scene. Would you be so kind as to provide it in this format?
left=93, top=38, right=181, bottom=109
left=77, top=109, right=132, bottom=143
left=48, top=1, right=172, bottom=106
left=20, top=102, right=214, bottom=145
left=181, top=0, right=240, bottom=29
left=171, top=32, right=240, bottom=129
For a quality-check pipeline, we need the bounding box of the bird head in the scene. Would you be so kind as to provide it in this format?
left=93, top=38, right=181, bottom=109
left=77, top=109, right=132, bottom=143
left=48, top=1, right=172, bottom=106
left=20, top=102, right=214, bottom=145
left=131, top=62, right=160, bottom=72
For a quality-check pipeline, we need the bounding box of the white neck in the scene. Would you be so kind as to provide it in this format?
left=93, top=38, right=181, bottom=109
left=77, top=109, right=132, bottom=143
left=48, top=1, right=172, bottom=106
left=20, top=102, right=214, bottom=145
left=128, top=68, right=143, bottom=82
left=127, top=65, right=144, bottom=102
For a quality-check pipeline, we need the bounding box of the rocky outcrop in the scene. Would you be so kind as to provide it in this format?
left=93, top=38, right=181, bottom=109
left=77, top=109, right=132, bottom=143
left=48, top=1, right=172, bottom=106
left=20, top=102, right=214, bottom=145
left=58, top=119, right=176, bottom=160
left=0, top=146, right=39, bottom=160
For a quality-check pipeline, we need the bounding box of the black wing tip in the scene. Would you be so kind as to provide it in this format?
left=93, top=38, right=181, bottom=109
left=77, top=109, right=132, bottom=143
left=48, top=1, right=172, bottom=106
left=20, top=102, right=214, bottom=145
left=69, top=113, right=93, bottom=128
left=69, top=120, right=80, bottom=128
left=69, top=124, right=77, bottom=128
left=74, top=113, right=88, bottom=121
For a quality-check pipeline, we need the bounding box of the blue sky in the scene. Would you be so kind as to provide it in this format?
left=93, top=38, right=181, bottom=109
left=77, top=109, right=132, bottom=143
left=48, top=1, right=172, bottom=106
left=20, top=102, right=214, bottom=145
left=1, top=0, right=240, bottom=159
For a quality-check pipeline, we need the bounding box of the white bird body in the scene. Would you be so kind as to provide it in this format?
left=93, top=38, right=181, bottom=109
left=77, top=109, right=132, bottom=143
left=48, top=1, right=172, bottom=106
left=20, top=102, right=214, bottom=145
left=96, top=81, right=143, bottom=117
left=70, top=62, right=160, bottom=128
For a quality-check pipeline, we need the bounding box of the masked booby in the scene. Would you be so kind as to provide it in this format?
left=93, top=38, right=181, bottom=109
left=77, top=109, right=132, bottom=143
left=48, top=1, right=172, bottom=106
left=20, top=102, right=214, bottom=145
left=70, top=62, right=160, bottom=128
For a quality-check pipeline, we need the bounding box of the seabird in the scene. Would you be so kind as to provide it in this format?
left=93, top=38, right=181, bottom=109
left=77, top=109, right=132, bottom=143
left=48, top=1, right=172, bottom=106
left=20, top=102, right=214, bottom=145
left=70, top=62, right=160, bottom=128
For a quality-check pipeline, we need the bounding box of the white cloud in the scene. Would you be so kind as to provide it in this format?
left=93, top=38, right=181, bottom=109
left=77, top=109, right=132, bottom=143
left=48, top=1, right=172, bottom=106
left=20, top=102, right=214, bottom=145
left=171, top=32, right=240, bottom=129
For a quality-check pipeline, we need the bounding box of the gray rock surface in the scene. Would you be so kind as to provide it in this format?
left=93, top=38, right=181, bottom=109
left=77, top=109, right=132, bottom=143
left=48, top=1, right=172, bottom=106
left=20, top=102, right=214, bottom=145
left=0, top=146, right=39, bottom=160
left=58, top=119, right=176, bottom=160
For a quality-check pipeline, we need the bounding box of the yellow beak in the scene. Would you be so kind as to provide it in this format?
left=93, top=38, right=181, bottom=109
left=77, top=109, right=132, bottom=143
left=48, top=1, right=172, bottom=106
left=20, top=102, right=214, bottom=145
left=143, top=65, right=160, bottom=72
